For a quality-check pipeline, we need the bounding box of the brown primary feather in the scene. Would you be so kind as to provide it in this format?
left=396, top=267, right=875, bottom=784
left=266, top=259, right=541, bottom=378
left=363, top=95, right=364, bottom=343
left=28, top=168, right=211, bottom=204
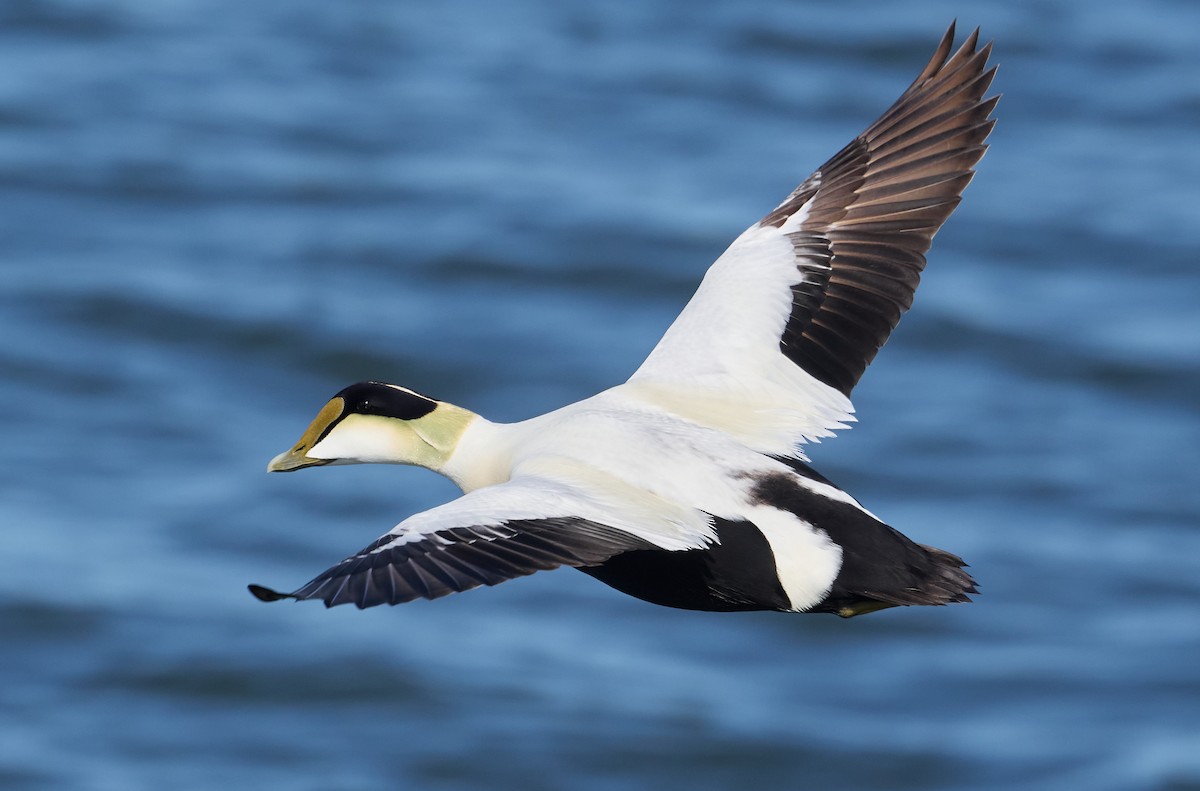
left=773, top=22, right=998, bottom=396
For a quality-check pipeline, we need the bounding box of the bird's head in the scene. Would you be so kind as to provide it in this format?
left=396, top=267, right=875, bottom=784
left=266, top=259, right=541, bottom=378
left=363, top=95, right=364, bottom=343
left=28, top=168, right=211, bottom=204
left=267, top=382, right=474, bottom=473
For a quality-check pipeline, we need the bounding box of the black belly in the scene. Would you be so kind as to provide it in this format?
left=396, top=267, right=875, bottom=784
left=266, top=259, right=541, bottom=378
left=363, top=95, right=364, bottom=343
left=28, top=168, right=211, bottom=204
left=578, top=518, right=793, bottom=612
left=578, top=455, right=976, bottom=616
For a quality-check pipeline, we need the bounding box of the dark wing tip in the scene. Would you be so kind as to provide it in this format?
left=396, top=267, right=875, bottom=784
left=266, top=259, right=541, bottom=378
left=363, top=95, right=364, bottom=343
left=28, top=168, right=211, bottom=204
left=248, top=583, right=294, bottom=603
left=775, top=24, right=998, bottom=397
left=915, top=21, right=958, bottom=84
left=253, top=518, right=657, bottom=611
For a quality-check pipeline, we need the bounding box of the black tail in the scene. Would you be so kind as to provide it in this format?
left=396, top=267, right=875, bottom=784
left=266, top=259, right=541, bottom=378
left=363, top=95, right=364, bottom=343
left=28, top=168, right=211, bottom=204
left=762, top=457, right=978, bottom=618
left=812, top=539, right=978, bottom=618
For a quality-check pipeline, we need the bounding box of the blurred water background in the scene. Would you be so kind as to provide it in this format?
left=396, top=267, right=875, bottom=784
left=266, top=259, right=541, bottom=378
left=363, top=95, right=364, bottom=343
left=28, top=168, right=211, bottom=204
left=2, top=1, right=1198, bottom=789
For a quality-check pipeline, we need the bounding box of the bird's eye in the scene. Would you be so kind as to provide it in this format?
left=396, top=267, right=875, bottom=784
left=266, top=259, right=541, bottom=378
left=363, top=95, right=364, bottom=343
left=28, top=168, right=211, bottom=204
left=335, top=382, right=438, bottom=420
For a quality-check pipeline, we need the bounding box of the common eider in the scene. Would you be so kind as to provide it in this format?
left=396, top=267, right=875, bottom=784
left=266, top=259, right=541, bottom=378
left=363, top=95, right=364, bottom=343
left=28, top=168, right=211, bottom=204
left=251, top=24, right=995, bottom=617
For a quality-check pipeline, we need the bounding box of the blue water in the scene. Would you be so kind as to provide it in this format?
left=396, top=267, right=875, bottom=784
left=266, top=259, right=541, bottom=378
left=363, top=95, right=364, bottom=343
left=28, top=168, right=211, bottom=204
left=3, top=1, right=1198, bottom=789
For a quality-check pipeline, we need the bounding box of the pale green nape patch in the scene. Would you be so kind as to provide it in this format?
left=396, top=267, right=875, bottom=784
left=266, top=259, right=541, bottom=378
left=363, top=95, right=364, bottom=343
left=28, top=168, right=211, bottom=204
left=408, top=401, right=478, bottom=469
left=408, top=403, right=472, bottom=458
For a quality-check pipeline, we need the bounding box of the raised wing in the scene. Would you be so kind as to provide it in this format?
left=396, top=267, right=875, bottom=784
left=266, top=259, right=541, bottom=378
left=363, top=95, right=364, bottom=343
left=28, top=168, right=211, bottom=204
left=628, top=24, right=997, bottom=453
left=249, top=473, right=712, bottom=609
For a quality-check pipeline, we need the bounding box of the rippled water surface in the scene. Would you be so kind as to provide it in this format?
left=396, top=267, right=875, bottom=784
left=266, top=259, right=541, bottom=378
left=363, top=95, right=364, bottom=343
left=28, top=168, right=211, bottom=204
left=3, top=1, right=1199, bottom=789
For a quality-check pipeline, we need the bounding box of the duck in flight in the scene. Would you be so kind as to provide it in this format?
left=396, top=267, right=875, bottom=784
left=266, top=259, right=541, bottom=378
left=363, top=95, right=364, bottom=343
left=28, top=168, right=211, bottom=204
left=251, top=24, right=996, bottom=617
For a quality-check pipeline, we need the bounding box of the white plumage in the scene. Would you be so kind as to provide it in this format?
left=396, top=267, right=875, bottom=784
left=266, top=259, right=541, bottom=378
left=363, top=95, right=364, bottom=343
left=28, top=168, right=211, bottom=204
left=252, top=24, right=995, bottom=617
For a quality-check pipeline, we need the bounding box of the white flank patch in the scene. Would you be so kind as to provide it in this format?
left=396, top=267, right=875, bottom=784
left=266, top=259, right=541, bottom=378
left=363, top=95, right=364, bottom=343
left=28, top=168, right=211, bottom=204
left=745, top=505, right=842, bottom=612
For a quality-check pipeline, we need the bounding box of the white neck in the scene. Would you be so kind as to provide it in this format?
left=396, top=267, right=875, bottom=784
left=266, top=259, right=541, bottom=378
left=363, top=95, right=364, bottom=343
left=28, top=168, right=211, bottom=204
left=439, top=415, right=518, bottom=492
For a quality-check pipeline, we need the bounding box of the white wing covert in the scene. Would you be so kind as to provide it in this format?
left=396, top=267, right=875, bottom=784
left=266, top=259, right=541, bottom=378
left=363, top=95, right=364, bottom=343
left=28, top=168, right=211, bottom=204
left=250, top=472, right=714, bottom=609
left=628, top=24, right=997, bottom=455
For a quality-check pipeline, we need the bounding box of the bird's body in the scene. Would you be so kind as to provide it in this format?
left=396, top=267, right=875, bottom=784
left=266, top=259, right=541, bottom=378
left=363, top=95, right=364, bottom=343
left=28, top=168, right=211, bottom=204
left=253, top=24, right=996, bottom=617
left=447, top=389, right=849, bottom=612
